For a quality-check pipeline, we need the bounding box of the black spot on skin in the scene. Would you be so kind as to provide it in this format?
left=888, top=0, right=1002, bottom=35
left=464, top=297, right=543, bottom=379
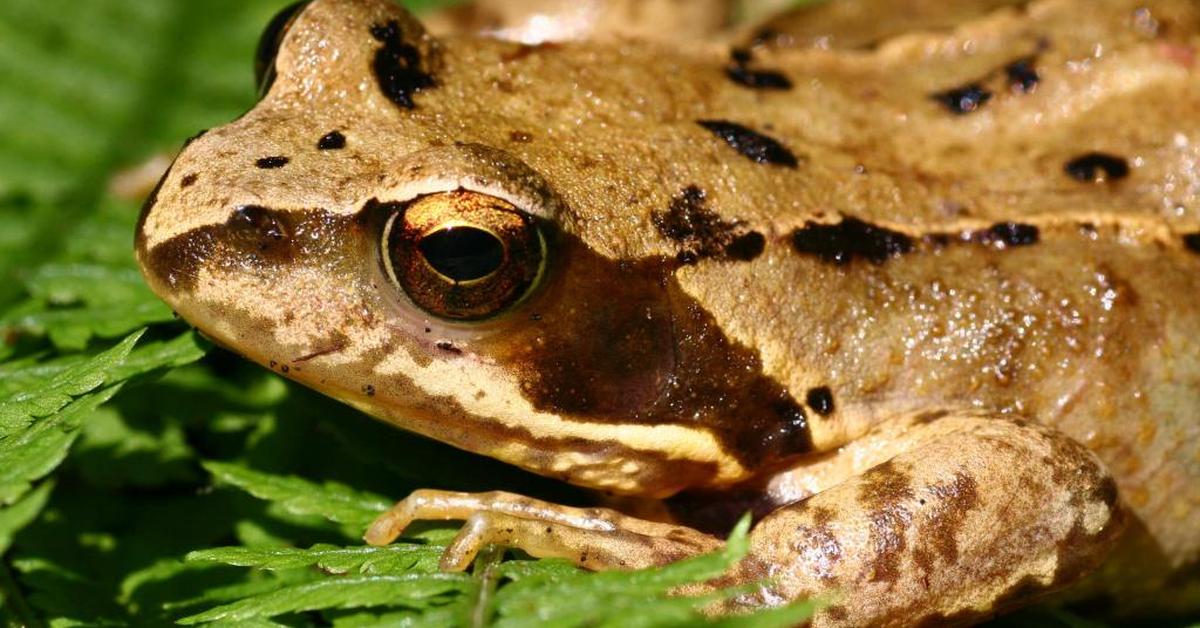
left=370, top=20, right=435, bottom=109
left=726, top=232, right=766, bottom=261
left=509, top=130, right=533, bottom=143
left=1185, top=232, right=1200, bottom=253
left=932, top=83, right=992, bottom=114
left=256, top=156, right=289, bottom=169
left=1064, top=152, right=1130, bottom=183
left=983, top=222, right=1040, bottom=247
left=317, top=131, right=346, bottom=150
left=1005, top=57, right=1039, bottom=93
left=790, top=217, right=914, bottom=265
left=362, top=384, right=376, bottom=396
left=652, top=186, right=765, bottom=263
left=180, top=173, right=198, bottom=188
left=806, top=386, right=835, bottom=416
left=725, top=48, right=792, bottom=90
left=697, top=120, right=798, bottom=168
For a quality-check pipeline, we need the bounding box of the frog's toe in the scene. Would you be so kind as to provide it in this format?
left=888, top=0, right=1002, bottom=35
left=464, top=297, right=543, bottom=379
left=441, top=509, right=721, bottom=571
left=365, top=488, right=483, bottom=545
left=365, top=489, right=721, bottom=571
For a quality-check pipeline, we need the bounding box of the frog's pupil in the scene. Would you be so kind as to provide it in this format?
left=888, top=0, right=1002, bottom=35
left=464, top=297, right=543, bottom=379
left=254, top=1, right=310, bottom=95
left=418, top=227, right=505, bottom=282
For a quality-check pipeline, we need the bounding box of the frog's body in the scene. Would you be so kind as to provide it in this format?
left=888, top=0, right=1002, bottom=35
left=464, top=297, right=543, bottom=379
left=136, top=0, right=1200, bottom=624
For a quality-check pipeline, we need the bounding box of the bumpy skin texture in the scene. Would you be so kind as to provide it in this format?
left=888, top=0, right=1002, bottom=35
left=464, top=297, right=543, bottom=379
left=136, top=0, right=1200, bottom=624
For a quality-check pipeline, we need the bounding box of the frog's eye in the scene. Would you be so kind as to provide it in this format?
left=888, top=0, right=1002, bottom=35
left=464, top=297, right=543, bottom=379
left=254, top=1, right=310, bottom=96
left=382, top=191, right=546, bottom=321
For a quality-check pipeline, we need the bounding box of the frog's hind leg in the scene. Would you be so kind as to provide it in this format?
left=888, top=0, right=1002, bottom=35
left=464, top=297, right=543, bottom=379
left=738, top=415, right=1124, bottom=626
left=365, top=489, right=721, bottom=571
left=424, top=0, right=734, bottom=44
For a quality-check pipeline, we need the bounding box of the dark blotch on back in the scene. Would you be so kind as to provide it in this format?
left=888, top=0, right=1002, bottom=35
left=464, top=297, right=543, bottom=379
left=806, top=386, right=835, bottom=416
left=493, top=225, right=812, bottom=468
left=726, top=232, right=766, bottom=261
left=791, top=217, right=913, bottom=265
left=370, top=20, right=435, bottom=109
left=697, top=120, right=798, bottom=168
left=1064, top=152, right=1129, bottom=183
left=180, top=173, right=198, bottom=188
left=652, top=186, right=765, bottom=263
left=317, top=131, right=346, bottom=150
left=1185, top=232, right=1200, bottom=253
left=916, top=472, right=979, bottom=575
left=1005, top=57, right=1039, bottom=93
left=859, top=461, right=916, bottom=583
left=725, top=48, right=792, bottom=90
left=256, top=156, right=289, bottom=169
left=932, top=83, right=992, bottom=114
left=983, top=222, right=1039, bottom=247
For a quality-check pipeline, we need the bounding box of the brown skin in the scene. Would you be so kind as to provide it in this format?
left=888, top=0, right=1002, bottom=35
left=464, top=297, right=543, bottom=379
left=136, top=0, right=1200, bottom=624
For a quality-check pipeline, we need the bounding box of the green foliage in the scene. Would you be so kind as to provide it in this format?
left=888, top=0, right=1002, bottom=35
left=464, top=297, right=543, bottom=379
left=201, top=461, right=393, bottom=531
left=176, top=489, right=810, bottom=627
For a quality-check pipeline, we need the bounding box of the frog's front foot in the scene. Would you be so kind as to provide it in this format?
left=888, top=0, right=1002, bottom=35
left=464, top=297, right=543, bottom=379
left=365, top=489, right=721, bottom=571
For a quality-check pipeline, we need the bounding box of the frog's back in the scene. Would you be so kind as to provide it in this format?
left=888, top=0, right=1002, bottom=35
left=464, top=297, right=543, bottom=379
left=674, top=0, right=1200, bottom=614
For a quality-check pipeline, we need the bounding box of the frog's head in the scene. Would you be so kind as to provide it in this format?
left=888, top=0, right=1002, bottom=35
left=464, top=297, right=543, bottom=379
left=137, top=0, right=813, bottom=497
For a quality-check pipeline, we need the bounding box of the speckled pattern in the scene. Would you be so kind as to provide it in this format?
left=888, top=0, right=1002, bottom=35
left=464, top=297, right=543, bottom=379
left=136, top=0, right=1200, bottom=624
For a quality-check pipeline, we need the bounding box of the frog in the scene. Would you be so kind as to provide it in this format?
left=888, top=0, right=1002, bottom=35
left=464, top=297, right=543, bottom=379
left=134, top=0, right=1200, bottom=624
